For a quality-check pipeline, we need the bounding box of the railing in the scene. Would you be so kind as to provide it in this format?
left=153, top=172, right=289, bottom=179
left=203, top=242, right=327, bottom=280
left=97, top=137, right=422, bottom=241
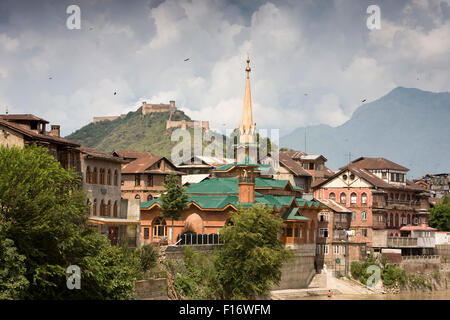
left=176, top=233, right=223, bottom=246
left=402, top=255, right=440, bottom=260
left=387, top=237, right=418, bottom=247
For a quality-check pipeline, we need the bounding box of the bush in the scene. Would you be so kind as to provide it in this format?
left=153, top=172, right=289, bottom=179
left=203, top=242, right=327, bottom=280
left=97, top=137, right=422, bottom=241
left=351, top=261, right=363, bottom=280
left=433, top=270, right=440, bottom=280
left=135, top=244, right=159, bottom=275
left=382, top=264, right=406, bottom=287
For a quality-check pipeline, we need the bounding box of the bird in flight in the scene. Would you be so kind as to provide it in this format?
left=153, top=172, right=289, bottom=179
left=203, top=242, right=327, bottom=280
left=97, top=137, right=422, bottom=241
left=184, top=58, right=190, bottom=61
left=48, top=76, right=52, bottom=80
left=114, top=92, right=117, bottom=95
left=362, top=99, right=367, bottom=102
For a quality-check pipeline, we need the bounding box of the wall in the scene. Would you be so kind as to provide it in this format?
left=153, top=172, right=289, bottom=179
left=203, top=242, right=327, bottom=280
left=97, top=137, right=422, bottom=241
left=0, top=124, right=25, bottom=147
left=166, top=120, right=209, bottom=131
left=400, top=256, right=441, bottom=273
left=133, top=278, right=168, bottom=300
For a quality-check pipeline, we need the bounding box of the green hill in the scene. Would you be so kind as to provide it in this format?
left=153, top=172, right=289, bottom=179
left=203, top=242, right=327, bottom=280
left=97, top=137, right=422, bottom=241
left=65, top=107, right=195, bottom=158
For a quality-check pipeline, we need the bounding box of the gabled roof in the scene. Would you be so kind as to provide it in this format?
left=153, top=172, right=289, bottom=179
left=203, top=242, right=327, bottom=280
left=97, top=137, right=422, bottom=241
left=316, top=199, right=352, bottom=213
left=0, top=114, right=49, bottom=123
left=112, top=150, right=153, bottom=159
left=278, top=152, right=312, bottom=177
left=0, top=118, right=80, bottom=147
left=281, top=208, right=311, bottom=221
left=121, top=156, right=182, bottom=174
left=343, top=157, right=409, bottom=171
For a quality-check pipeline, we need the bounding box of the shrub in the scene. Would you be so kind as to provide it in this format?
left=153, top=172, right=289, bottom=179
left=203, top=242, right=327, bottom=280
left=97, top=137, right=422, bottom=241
left=351, top=261, right=363, bottom=280
left=136, top=244, right=159, bottom=274
left=382, top=264, right=406, bottom=287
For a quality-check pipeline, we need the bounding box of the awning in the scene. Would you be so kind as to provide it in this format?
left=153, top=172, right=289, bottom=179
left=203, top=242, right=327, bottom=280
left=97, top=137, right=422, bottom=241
left=88, top=217, right=140, bottom=225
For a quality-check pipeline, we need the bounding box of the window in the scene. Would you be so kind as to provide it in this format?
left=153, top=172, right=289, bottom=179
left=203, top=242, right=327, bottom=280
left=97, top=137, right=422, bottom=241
left=299, top=227, right=303, bottom=238
left=148, top=175, right=153, bottom=187
left=114, top=170, right=118, bottom=186
left=407, top=194, right=410, bottom=201
left=395, top=193, right=399, bottom=200
left=382, top=172, right=387, bottom=179
left=333, top=245, right=339, bottom=254
left=113, top=201, right=118, bottom=217
left=286, top=227, right=293, bottom=237
left=316, top=245, right=321, bottom=254
left=407, top=215, right=411, bottom=225
left=107, top=200, right=111, bottom=217
left=107, top=169, right=112, bottom=185
left=147, top=194, right=153, bottom=201
left=340, top=192, right=346, bottom=204
left=319, top=211, right=329, bottom=222
left=352, top=211, right=356, bottom=221
left=100, top=168, right=105, bottom=185
left=86, top=166, right=91, bottom=183
left=93, top=168, right=98, bottom=184
left=395, top=214, right=399, bottom=227
left=294, top=227, right=299, bottom=237
left=350, top=192, right=357, bottom=204
left=135, top=194, right=140, bottom=200
left=153, top=217, right=167, bottom=237
left=342, top=174, right=348, bottom=180
left=144, top=228, right=150, bottom=240
left=400, top=193, right=405, bottom=201
left=362, top=229, right=368, bottom=238
left=361, top=193, right=367, bottom=204
left=100, top=200, right=105, bottom=216
left=361, top=211, right=367, bottom=221
left=389, top=193, right=393, bottom=200
left=329, top=192, right=336, bottom=201
left=86, top=199, right=91, bottom=215
left=378, top=215, right=384, bottom=222
left=350, top=174, right=355, bottom=180
left=319, top=228, right=329, bottom=238
left=135, top=174, right=141, bottom=186
left=93, top=199, right=97, bottom=216
left=391, top=173, right=395, bottom=181
left=323, top=245, right=329, bottom=255
left=309, top=163, right=314, bottom=170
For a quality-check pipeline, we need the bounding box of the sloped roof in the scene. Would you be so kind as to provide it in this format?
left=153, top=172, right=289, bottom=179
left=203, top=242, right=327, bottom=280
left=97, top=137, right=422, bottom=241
left=281, top=208, right=311, bottom=221
left=79, top=146, right=125, bottom=163
left=279, top=152, right=312, bottom=177
left=182, top=174, right=210, bottom=185
left=0, top=118, right=80, bottom=147
left=0, top=114, right=49, bottom=123
left=343, top=157, right=409, bottom=171
left=113, top=150, right=153, bottom=159
left=317, top=199, right=352, bottom=213
left=122, top=156, right=183, bottom=174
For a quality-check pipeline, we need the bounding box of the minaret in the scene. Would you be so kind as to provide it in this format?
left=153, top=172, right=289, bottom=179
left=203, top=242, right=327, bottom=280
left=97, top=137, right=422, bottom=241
left=236, top=57, right=257, bottom=163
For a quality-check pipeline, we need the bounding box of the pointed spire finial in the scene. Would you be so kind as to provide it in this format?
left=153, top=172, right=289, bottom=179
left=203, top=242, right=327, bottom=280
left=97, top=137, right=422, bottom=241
left=5, top=105, right=8, bottom=115
left=245, top=56, right=251, bottom=78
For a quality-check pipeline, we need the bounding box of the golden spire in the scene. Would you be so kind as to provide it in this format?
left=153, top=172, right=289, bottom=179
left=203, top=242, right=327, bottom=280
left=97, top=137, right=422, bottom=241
left=239, top=56, right=256, bottom=144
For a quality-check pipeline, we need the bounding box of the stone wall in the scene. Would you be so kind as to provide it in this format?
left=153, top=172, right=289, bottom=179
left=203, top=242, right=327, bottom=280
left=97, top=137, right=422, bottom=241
left=133, top=278, right=168, bottom=300
left=400, top=256, right=441, bottom=273
left=166, top=120, right=209, bottom=131
left=435, top=244, right=450, bottom=262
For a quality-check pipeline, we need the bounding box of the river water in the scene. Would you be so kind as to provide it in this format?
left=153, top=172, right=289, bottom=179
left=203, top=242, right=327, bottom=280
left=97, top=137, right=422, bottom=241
left=293, top=290, right=450, bottom=300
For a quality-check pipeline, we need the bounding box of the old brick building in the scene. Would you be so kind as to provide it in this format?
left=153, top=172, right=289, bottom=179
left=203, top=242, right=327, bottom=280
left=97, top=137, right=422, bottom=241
left=313, top=157, right=432, bottom=261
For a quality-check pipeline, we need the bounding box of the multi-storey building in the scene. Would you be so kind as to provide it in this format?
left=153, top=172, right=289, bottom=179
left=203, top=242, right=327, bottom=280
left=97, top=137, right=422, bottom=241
left=80, top=146, right=141, bottom=248
left=120, top=155, right=183, bottom=202
left=313, top=157, right=432, bottom=261
left=413, top=173, right=449, bottom=199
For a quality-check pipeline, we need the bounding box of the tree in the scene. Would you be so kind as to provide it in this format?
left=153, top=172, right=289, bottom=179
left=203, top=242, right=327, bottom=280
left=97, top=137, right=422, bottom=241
left=160, top=172, right=188, bottom=242
left=213, top=204, right=293, bottom=299
left=429, top=195, right=450, bottom=231
left=0, top=145, right=139, bottom=299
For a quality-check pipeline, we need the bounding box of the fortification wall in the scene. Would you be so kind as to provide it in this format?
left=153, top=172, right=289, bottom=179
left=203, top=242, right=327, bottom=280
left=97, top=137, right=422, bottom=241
left=166, top=120, right=209, bottom=131
left=93, top=114, right=126, bottom=123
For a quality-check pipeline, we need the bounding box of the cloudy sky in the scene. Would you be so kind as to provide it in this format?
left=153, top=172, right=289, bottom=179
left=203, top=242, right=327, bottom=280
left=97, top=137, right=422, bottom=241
left=0, top=0, right=449, bottom=136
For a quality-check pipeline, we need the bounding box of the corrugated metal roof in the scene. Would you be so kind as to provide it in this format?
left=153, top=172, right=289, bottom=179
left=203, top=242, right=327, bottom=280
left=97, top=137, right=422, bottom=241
left=182, top=174, right=210, bottom=185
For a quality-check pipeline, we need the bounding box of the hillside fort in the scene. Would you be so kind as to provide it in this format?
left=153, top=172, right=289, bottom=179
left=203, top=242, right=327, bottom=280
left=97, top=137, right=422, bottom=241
left=93, top=100, right=209, bottom=131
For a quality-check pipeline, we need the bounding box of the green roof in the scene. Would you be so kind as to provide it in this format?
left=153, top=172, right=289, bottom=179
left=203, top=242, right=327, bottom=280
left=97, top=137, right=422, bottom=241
left=281, top=208, right=311, bottom=221
left=295, top=198, right=325, bottom=208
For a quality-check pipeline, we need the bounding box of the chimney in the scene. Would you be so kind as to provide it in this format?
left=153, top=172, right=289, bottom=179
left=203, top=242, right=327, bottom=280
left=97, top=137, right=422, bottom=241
left=50, top=125, right=60, bottom=137
left=169, top=100, right=175, bottom=109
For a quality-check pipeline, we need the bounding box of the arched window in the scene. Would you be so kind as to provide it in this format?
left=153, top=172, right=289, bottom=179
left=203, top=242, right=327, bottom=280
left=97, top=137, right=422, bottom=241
left=113, top=201, right=118, bottom=217
left=361, top=211, right=367, bottom=221
left=86, top=166, right=91, bottom=183
left=361, top=193, right=367, bottom=204
left=400, top=193, right=405, bottom=201
left=350, top=192, right=357, bottom=204
left=329, top=192, right=336, bottom=201
left=86, top=199, right=91, bottom=215
left=93, top=199, right=97, bottom=216
left=407, top=194, right=410, bottom=201
left=395, top=193, right=399, bottom=200
left=93, top=168, right=98, bottom=184
left=100, top=169, right=105, bottom=185
left=401, top=214, right=406, bottom=225
left=107, top=169, right=112, bottom=185
left=395, top=214, right=399, bottom=227
left=114, top=170, right=118, bottom=186
left=107, top=200, right=111, bottom=217
left=135, top=194, right=140, bottom=200
left=407, top=214, right=411, bottom=225
left=100, top=200, right=105, bottom=216
left=153, top=217, right=167, bottom=237
left=147, top=194, right=153, bottom=201
left=340, top=192, right=346, bottom=204
left=389, top=193, right=393, bottom=200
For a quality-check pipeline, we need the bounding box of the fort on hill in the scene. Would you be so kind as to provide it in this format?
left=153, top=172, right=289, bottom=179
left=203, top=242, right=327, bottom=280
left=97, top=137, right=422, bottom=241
left=92, top=100, right=209, bottom=131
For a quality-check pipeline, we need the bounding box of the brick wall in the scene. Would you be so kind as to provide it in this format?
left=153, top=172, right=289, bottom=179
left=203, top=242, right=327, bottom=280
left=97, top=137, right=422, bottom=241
left=133, top=278, right=168, bottom=300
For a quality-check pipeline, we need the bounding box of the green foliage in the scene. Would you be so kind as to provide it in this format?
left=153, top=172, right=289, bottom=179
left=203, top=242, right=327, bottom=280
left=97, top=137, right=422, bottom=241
left=350, top=261, right=363, bottom=280
left=135, top=244, right=159, bottom=275
left=407, top=273, right=431, bottom=290
left=213, top=204, right=293, bottom=299
left=428, top=195, right=450, bottom=231
left=433, top=270, right=440, bottom=280
left=173, top=247, right=217, bottom=299
left=382, top=264, right=406, bottom=287
left=161, top=172, right=188, bottom=222
left=0, top=233, right=29, bottom=299
left=0, top=145, right=140, bottom=299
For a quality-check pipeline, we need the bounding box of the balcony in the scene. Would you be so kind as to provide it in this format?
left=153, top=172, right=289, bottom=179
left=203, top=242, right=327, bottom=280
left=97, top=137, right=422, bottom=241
left=333, top=230, right=348, bottom=241
left=387, top=237, right=418, bottom=248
